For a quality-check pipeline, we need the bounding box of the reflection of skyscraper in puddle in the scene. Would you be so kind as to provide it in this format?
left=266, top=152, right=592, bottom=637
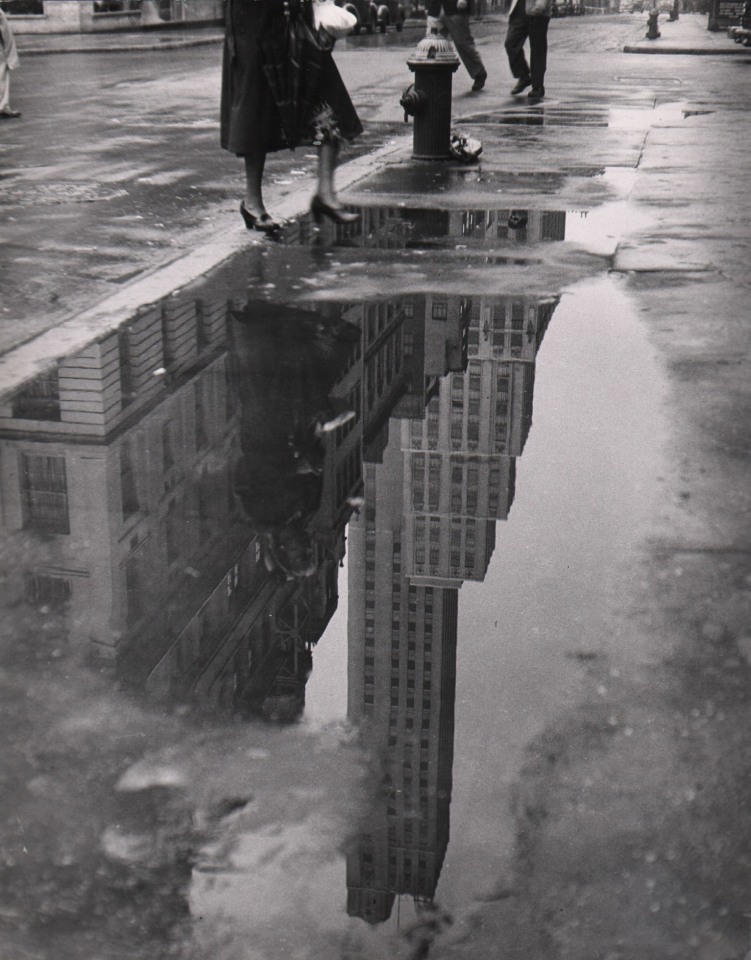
left=0, top=295, right=368, bottom=717
left=346, top=291, right=557, bottom=924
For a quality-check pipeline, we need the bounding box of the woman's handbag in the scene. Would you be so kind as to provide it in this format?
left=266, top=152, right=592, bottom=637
left=311, top=0, right=357, bottom=38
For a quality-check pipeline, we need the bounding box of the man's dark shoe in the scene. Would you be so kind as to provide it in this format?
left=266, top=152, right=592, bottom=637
left=527, top=86, right=545, bottom=100
left=471, top=69, right=487, bottom=92
left=510, top=76, right=532, bottom=95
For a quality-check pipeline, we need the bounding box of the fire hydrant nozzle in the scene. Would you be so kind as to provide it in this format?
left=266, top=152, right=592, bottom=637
left=400, top=84, right=427, bottom=122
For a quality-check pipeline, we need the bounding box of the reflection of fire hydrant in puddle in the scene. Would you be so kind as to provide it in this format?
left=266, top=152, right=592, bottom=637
left=399, top=29, right=460, bottom=160
left=646, top=8, right=661, bottom=37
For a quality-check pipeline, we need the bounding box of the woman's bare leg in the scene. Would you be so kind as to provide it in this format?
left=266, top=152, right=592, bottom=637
left=312, top=140, right=360, bottom=224
left=243, top=149, right=268, bottom=216
left=316, top=141, right=339, bottom=207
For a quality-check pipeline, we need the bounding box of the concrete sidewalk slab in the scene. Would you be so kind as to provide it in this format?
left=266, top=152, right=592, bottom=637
left=0, top=138, right=406, bottom=393
left=624, top=10, right=748, bottom=51
left=2, top=16, right=747, bottom=386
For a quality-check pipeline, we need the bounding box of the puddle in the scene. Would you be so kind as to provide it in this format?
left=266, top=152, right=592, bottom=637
left=0, top=203, right=668, bottom=959
left=355, top=163, right=589, bottom=198
left=463, top=104, right=655, bottom=130
left=196, top=203, right=610, bottom=269
left=563, top=200, right=655, bottom=256
left=464, top=109, right=610, bottom=128
left=303, top=204, right=572, bottom=250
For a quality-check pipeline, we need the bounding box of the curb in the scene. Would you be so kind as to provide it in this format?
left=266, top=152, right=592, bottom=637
left=0, top=135, right=410, bottom=395
left=624, top=41, right=748, bottom=52
left=16, top=34, right=224, bottom=55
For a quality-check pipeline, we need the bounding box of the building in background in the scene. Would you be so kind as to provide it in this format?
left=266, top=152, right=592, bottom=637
left=0, top=0, right=223, bottom=34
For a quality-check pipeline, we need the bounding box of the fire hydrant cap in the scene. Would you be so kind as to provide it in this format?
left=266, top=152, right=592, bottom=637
left=407, top=29, right=461, bottom=66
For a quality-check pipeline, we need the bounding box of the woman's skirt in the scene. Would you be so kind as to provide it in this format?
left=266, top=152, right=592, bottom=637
left=220, top=0, right=363, bottom=156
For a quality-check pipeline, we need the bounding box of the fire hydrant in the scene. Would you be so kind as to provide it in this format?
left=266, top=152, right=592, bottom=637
left=646, top=8, right=661, bottom=37
left=400, top=29, right=460, bottom=160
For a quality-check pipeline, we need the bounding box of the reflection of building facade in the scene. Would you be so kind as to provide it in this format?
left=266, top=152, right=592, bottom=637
left=346, top=292, right=558, bottom=924
left=448, top=209, right=566, bottom=244
left=0, top=296, right=241, bottom=681
left=311, top=206, right=567, bottom=250
left=0, top=295, right=364, bottom=714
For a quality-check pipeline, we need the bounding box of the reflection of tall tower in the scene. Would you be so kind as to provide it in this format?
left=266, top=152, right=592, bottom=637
left=345, top=293, right=476, bottom=923
left=347, top=447, right=458, bottom=923
left=401, top=294, right=557, bottom=585
left=346, top=291, right=559, bottom=924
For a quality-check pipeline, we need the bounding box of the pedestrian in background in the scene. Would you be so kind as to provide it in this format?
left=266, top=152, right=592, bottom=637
left=0, top=8, right=21, bottom=119
left=504, top=0, right=551, bottom=102
left=220, top=0, right=362, bottom=233
left=427, top=0, right=487, bottom=91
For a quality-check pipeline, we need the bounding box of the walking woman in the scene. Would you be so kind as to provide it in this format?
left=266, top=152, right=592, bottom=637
left=221, top=0, right=362, bottom=233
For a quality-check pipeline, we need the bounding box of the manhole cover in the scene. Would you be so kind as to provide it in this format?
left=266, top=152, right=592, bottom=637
left=0, top=182, right=128, bottom=206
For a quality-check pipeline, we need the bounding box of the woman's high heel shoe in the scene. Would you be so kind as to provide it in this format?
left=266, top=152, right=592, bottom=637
left=240, top=202, right=282, bottom=233
left=310, top=194, right=361, bottom=226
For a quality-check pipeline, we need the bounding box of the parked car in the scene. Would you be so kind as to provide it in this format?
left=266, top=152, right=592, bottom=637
left=343, top=0, right=406, bottom=32
left=551, top=0, right=585, bottom=14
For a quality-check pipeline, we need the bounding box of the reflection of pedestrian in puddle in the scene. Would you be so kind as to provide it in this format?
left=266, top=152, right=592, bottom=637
left=229, top=303, right=357, bottom=579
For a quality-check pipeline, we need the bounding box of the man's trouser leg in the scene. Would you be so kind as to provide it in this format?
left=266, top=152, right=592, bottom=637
left=442, top=12, right=485, bottom=79
left=0, top=66, right=10, bottom=113
left=504, top=13, right=530, bottom=79
left=528, top=15, right=549, bottom=88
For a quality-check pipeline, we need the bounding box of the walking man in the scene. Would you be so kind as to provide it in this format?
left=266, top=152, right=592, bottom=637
left=504, top=0, right=552, bottom=102
left=427, top=0, right=488, bottom=92
left=0, top=7, right=21, bottom=119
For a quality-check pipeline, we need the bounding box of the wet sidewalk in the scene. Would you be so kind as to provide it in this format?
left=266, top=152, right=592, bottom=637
left=1, top=14, right=751, bottom=960
left=623, top=9, right=747, bottom=51
left=11, top=9, right=735, bottom=56
left=1, top=13, right=743, bottom=388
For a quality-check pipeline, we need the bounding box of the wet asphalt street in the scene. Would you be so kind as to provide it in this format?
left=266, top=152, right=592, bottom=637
left=1, top=13, right=751, bottom=960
